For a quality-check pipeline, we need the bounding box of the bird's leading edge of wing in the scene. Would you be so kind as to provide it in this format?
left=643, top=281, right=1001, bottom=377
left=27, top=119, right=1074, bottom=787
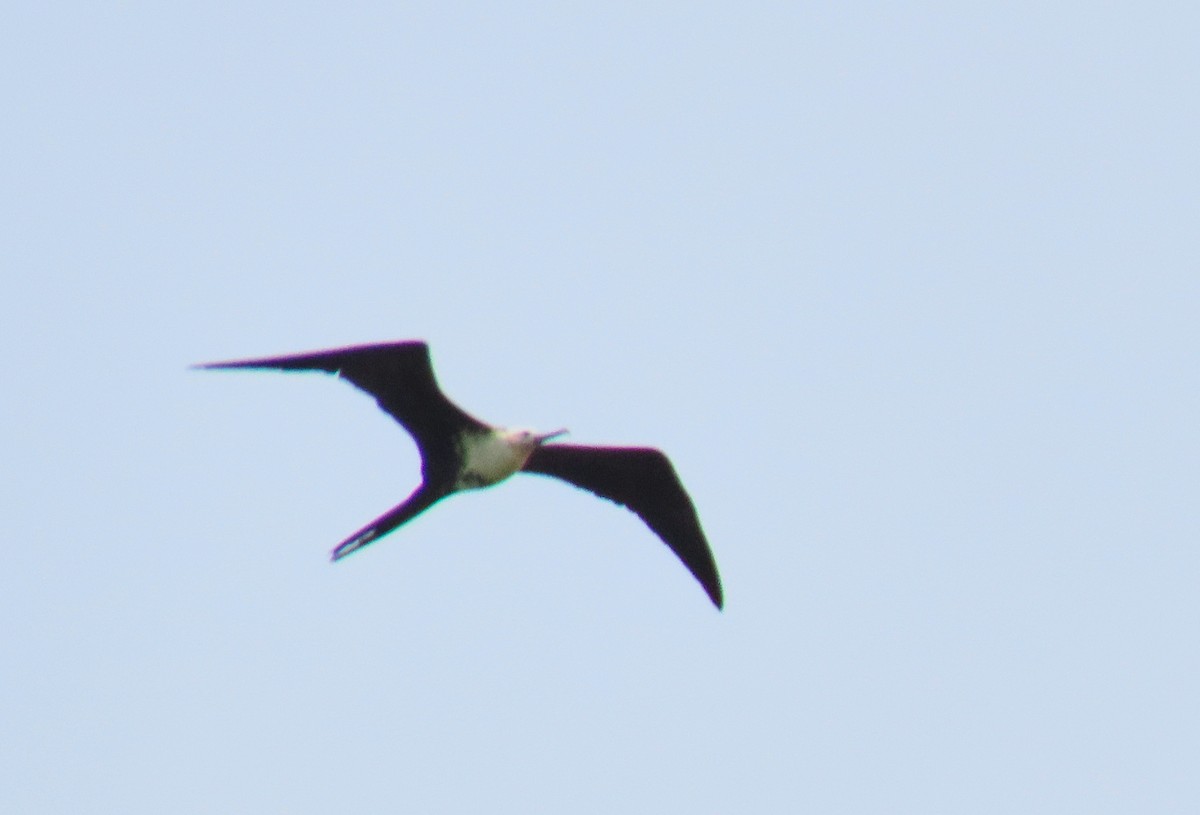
left=522, top=443, right=723, bottom=608
left=193, top=341, right=487, bottom=485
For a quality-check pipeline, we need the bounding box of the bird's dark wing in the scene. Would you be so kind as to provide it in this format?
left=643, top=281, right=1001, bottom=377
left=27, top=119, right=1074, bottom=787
left=330, top=484, right=445, bottom=561
left=194, top=341, right=488, bottom=486
left=522, top=444, right=723, bottom=609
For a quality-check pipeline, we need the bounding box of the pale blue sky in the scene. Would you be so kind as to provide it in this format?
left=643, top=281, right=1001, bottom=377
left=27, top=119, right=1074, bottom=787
left=3, top=3, right=1197, bottom=812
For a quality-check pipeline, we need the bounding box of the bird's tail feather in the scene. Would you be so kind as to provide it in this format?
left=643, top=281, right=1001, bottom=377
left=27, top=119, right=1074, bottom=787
left=330, top=485, right=443, bottom=561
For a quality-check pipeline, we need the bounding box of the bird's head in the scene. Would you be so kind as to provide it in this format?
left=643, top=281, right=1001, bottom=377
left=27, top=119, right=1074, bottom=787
left=504, top=427, right=568, bottom=453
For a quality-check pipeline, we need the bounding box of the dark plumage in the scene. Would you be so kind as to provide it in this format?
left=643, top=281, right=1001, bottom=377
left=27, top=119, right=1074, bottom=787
left=195, top=341, right=723, bottom=608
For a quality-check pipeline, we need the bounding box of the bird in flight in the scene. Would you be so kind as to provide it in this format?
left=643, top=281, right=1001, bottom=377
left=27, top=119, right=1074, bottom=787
left=195, top=341, right=723, bottom=608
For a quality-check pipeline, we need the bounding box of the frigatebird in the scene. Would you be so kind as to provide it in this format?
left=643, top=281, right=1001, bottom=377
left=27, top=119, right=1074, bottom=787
left=195, top=341, right=723, bottom=608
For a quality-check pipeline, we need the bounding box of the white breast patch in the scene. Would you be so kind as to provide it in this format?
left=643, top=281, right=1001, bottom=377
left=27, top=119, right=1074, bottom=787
left=456, top=431, right=525, bottom=489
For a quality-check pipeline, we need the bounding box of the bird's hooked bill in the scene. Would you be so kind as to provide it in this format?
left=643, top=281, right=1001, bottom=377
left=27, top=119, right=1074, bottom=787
left=195, top=340, right=723, bottom=608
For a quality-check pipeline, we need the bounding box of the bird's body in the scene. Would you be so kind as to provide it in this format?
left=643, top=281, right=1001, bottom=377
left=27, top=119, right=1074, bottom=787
left=195, top=341, right=723, bottom=608
left=455, top=428, right=545, bottom=489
